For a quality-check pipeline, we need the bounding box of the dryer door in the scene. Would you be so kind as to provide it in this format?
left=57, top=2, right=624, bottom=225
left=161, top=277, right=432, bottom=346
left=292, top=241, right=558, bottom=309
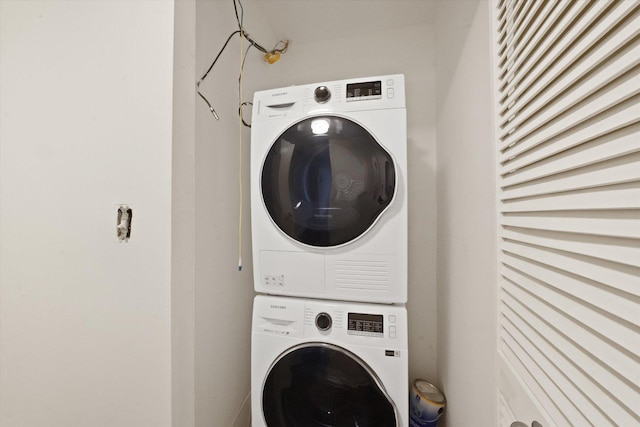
left=262, top=343, right=399, bottom=427
left=261, top=115, right=396, bottom=247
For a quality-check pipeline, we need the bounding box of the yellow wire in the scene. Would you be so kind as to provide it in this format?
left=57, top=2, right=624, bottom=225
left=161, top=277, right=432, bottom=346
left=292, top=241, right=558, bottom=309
left=238, top=29, right=244, bottom=271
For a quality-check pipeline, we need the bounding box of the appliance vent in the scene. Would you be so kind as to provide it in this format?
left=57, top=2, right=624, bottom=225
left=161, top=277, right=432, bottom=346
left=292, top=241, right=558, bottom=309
left=333, top=260, right=390, bottom=290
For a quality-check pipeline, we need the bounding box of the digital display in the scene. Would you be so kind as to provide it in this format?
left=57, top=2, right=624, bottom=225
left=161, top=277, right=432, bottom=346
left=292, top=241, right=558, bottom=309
left=346, top=81, right=382, bottom=100
left=348, top=312, right=384, bottom=336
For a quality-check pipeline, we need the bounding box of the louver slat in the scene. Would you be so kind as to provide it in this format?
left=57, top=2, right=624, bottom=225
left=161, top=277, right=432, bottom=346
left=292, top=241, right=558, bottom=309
left=502, top=290, right=639, bottom=425
left=501, top=152, right=640, bottom=200
left=494, top=0, right=640, bottom=425
left=499, top=18, right=640, bottom=130
left=499, top=2, right=639, bottom=139
left=499, top=71, right=640, bottom=161
left=498, top=1, right=589, bottom=92
left=500, top=123, right=640, bottom=186
left=501, top=240, right=639, bottom=296
left=501, top=227, right=639, bottom=267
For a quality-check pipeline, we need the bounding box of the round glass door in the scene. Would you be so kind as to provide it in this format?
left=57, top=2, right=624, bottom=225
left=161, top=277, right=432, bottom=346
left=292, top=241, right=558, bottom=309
left=262, top=343, right=398, bottom=427
left=261, top=115, right=396, bottom=247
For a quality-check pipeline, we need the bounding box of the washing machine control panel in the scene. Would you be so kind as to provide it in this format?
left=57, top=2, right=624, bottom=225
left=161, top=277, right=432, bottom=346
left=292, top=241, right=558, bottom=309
left=347, top=312, right=384, bottom=338
left=256, top=296, right=407, bottom=345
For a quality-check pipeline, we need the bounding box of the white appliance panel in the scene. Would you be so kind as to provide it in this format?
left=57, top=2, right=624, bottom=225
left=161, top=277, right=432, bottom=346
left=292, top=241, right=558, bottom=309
left=251, top=75, right=407, bottom=303
left=251, top=295, right=408, bottom=427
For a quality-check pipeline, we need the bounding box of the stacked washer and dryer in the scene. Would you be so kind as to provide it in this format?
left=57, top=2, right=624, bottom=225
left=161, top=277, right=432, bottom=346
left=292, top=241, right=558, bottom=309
left=250, top=75, right=408, bottom=427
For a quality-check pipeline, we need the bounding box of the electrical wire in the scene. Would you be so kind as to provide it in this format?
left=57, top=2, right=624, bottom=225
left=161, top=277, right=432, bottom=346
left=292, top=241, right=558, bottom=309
left=239, top=101, right=252, bottom=128
left=233, top=0, right=243, bottom=29
left=234, top=0, right=268, bottom=54
left=198, top=1, right=290, bottom=122
left=197, top=0, right=291, bottom=272
left=237, top=30, right=247, bottom=271
left=196, top=29, right=241, bottom=120
left=238, top=37, right=252, bottom=128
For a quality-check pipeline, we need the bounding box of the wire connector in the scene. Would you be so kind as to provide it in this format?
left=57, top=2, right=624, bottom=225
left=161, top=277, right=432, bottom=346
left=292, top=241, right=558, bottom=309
left=264, top=51, right=281, bottom=64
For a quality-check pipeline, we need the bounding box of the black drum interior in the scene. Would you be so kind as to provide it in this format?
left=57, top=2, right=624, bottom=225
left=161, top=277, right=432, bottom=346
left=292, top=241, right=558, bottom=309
left=261, top=116, right=396, bottom=247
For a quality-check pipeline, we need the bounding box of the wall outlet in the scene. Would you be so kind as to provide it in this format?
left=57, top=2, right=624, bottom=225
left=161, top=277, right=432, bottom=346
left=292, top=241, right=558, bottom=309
left=117, top=206, right=132, bottom=242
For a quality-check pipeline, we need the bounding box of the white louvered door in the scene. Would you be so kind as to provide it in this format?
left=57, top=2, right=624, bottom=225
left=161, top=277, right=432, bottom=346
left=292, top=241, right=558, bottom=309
left=492, top=0, right=640, bottom=426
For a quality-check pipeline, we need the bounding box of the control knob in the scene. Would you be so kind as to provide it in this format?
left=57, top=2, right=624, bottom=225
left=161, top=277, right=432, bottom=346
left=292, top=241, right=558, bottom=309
left=315, top=312, right=332, bottom=331
left=314, top=86, right=331, bottom=103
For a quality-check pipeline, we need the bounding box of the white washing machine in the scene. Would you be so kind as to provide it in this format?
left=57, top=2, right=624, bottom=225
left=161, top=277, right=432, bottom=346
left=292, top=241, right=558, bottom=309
left=251, top=295, right=408, bottom=427
left=251, top=75, right=407, bottom=303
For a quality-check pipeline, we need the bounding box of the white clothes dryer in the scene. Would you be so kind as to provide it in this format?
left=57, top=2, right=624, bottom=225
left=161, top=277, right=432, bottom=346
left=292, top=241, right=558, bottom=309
left=251, top=295, right=408, bottom=427
left=251, top=75, right=407, bottom=303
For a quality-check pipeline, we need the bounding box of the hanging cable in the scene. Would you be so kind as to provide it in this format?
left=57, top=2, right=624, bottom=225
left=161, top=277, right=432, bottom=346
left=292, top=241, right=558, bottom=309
left=196, top=29, right=240, bottom=120
left=239, top=101, right=252, bottom=128
left=197, top=1, right=290, bottom=122
left=237, top=30, right=250, bottom=271
left=233, top=0, right=244, bottom=30
left=238, top=32, right=253, bottom=128
left=197, top=0, right=291, bottom=271
left=234, top=0, right=268, bottom=54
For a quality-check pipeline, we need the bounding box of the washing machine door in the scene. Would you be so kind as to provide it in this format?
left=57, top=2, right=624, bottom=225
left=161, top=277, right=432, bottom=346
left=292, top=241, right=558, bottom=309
left=261, top=115, right=396, bottom=247
left=262, top=343, right=399, bottom=427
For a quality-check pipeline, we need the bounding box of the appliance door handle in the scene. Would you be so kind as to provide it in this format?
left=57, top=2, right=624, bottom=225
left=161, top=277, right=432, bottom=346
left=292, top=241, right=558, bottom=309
left=380, top=160, right=395, bottom=204
left=265, top=102, right=295, bottom=109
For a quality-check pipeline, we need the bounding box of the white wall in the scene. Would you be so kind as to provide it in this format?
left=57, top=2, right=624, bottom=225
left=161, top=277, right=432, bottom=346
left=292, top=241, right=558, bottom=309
left=194, top=1, right=264, bottom=425
left=435, top=1, right=497, bottom=426
left=172, top=0, right=197, bottom=426
left=194, top=2, right=437, bottom=425
left=0, top=1, right=174, bottom=426
left=0, top=1, right=497, bottom=425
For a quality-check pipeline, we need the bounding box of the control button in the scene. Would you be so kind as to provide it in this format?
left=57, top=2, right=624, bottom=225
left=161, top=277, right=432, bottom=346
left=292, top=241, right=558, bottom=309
left=386, top=79, right=394, bottom=86
left=389, top=315, right=396, bottom=323
left=315, top=312, right=332, bottom=331
left=387, top=88, right=395, bottom=98
left=389, top=326, right=397, bottom=338
left=264, top=275, right=284, bottom=286
left=314, top=86, right=331, bottom=103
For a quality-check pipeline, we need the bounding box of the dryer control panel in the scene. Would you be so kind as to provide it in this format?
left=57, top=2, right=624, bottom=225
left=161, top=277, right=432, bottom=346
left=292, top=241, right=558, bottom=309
left=251, top=74, right=405, bottom=123
left=346, top=80, right=382, bottom=101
